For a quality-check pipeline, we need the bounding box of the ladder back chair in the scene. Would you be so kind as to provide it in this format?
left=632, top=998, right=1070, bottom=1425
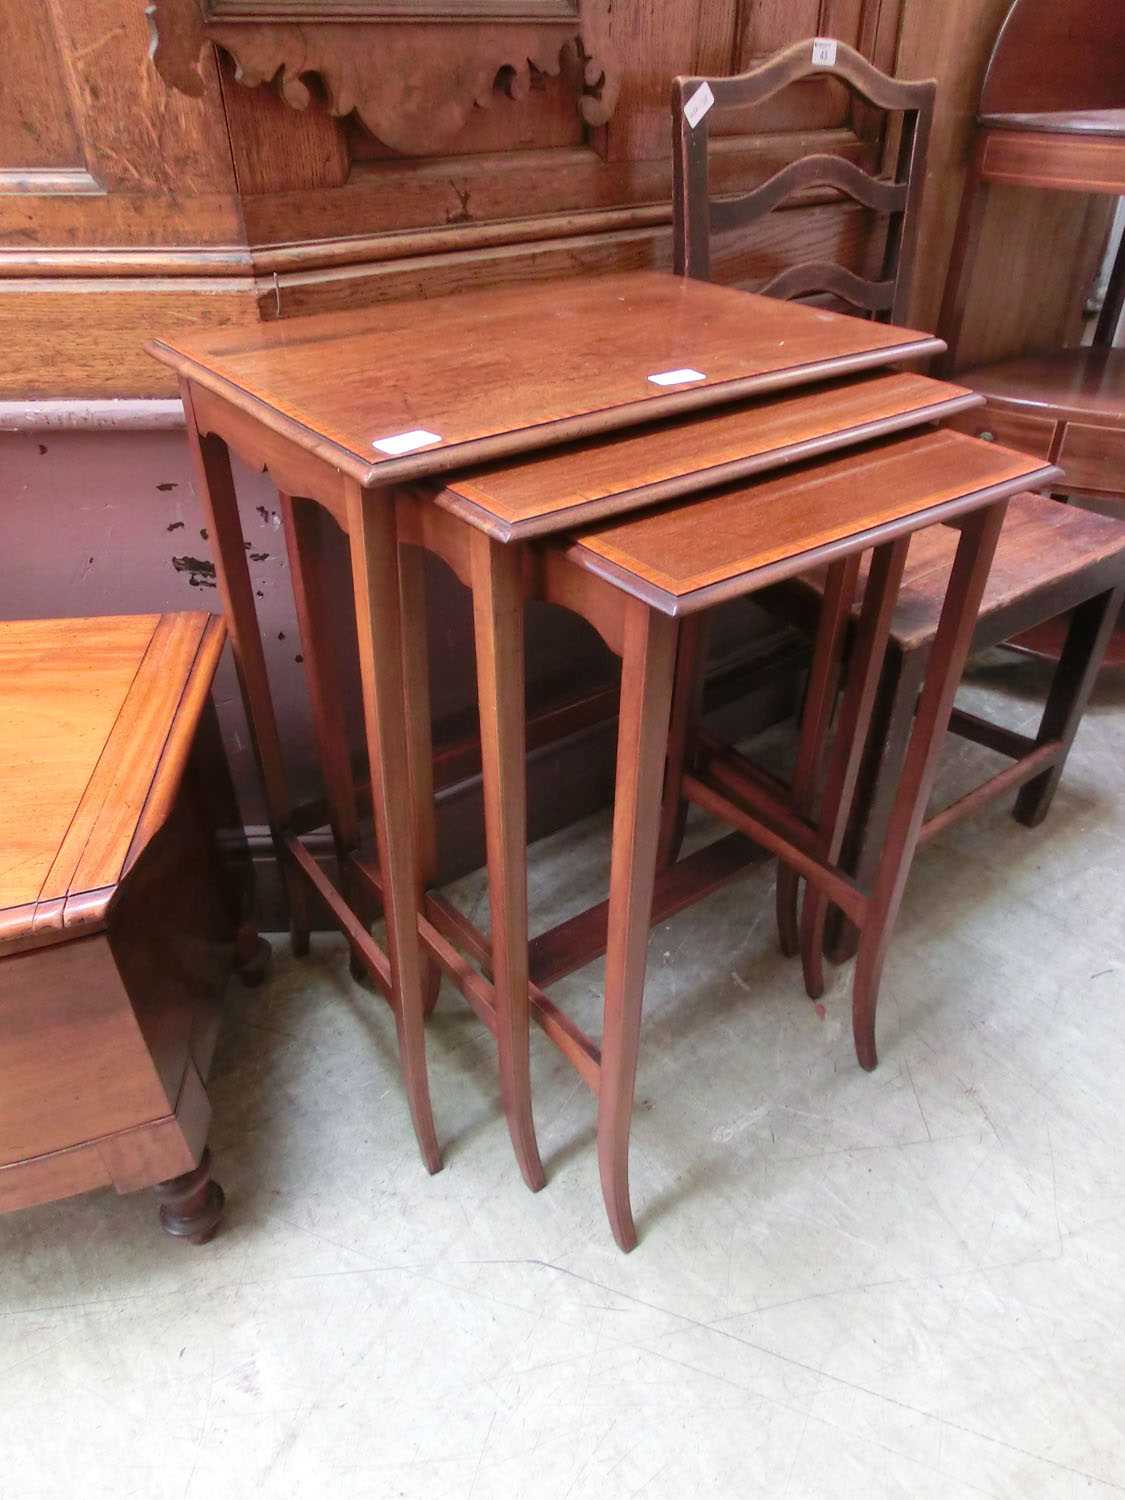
left=671, top=38, right=935, bottom=321
left=667, top=38, right=1125, bottom=1016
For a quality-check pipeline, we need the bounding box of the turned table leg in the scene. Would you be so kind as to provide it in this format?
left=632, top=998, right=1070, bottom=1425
left=153, top=1148, right=225, bottom=1246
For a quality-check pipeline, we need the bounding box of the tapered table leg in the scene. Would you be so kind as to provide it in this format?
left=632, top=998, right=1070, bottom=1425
left=656, top=612, right=709, bottom=871
left=398, top=537, right=443, bottom=1017
left=280, top=493, right=368, bottom=973
left=799, top=539, right=910, bottom=999
left=180, top=380, right=310, bottom=954
left=777, top=555, right=859, bottom=958
left=599, top=598, right=678, bottom=1251
left=852, top=503, right=1008, bottom=1070
left=469, top=530, right=545, bottom=1192
left=346, top=480, right=441, bottom=1174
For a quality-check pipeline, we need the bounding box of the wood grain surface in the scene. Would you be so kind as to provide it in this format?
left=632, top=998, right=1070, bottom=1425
left=149, top=271, right=943, bottom=485
left=567, top=429, right=1056, bottom=612
left=0, top=612, right=222, bottom=945
left=437, top=371, right=980, bottom=540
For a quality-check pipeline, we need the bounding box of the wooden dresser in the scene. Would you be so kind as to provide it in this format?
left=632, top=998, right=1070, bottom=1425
left=0, top=613, right=264, bottom=1242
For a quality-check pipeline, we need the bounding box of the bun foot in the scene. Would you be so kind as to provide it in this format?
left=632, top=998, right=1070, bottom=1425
left=154, top=1149, right=226, bottom=1245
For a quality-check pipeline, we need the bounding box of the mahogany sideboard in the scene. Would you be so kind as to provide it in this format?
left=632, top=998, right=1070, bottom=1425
left=0, top=613, right=265, bottom=1242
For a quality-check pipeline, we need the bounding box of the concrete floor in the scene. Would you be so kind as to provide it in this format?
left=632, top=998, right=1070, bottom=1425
left=3, top=654, right=1124, bottom=1500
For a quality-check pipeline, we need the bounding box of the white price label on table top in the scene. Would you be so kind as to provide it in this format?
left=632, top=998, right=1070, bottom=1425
left=683, top=81, right=715, bottom=129
left=372, top=429, right=442, bottom=456
left=647, top=368, right=707, bottom=387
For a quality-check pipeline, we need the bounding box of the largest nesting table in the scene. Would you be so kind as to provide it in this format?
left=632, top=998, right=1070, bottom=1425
left=149, top=269, right=980, bottom=1177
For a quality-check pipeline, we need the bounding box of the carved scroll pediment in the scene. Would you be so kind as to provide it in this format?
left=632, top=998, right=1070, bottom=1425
left=146, top=0, right=618, bottom=156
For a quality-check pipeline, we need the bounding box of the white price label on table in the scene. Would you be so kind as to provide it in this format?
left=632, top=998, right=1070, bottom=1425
left=372, top=429, right=443, bottom=456
left=647, top=368, right=707, bottom=387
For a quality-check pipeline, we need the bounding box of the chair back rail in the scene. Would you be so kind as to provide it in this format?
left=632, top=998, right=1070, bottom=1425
left=672, top=38, right=935, bottom=324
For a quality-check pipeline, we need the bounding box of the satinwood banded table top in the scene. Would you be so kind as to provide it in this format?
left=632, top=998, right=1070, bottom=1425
left=565, top=429, right=1061, bottom=616
left=148, top=271, right=944, bottom=488
left=435, top=370, right=980, bottom=540
left=0, top=612, right=225, bottom=952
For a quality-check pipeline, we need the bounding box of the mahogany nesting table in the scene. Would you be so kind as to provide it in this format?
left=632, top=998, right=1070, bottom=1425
left=0, top=613, right=264, bottom=1242
left=148, top=269, right=955, bottom=1180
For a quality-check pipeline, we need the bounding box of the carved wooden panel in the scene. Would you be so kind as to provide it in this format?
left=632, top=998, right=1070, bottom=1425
left=147, top=0, right=618, bottom=155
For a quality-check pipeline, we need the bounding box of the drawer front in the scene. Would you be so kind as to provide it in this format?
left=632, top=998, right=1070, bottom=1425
left=1057, top=421, right=1125, bottom=496
left=945, top=403, right=1058, bottom=459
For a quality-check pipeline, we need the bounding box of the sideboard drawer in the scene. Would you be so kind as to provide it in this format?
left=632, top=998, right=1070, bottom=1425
left=945, top=404, right=1058, bottom=458
left=1057, top=421, right=1125, bottom=495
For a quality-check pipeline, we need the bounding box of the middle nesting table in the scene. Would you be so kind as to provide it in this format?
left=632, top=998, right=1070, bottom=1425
left=148, top=270, right=982, bottom=1210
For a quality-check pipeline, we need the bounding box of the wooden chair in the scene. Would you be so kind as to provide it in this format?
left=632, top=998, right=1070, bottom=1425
left=671, top=38, right=935, bottom=319
left=779, top=495, right=1125, bottom=981
left=667, top=37, right=1125, bottom=1024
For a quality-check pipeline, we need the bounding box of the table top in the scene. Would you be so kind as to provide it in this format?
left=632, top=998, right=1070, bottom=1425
left=0, top=612, right=225, bottom=953
left=435, top=370, right=979, bottom=541
left=566, top=429, right=1059, bottom=616
left=980, top=109, right=1125, bottom=138
left=960, top=347, right=1125, bottom=425
left=149, top=271, right=944, bottom=488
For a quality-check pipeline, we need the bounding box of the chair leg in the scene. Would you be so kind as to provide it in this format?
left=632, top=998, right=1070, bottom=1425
left=347, top=483, right=442, bottom=1175
left=656, top=613, right=709, bottom=870
left=469, top=530, right=545, bottom=1193
left=825, top=649, right=925, bottom=966
left=599, top=600, right=679, bottom=1252
left=852, top=503, right=1008, bottom=1071
left=398, top=539, right=443, bottom=1017
left=777, top=556, right=859, bottom=957
left=1014, top=584, right=1125, bottom=828
left=799, top=540, right=910, bottom=1000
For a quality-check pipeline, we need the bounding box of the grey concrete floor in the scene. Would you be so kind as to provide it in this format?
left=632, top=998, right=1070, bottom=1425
left=3, top=654, right=1124, bottom=1499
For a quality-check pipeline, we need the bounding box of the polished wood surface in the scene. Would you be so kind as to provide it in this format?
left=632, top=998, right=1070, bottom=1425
left=0, top=617, right=259, bottom=1240
left=567, top=430, right=1054, bottom=614
left=978, top=127, right=1125, bottom=195
left=977, top=0, right=1125, bottom=116
left=840, top=493, right=1125, bottom=652
left=982, top=109, right=1125, bottom=137
left=437, top=371, right=979, bottom=540
left=952, top=349, right=1125, bottom=513
left=150, top=272, right=943, bottom=485
left=0, top=612, right=223, bottom=947
left=955, top=348, right=1125, bottom=425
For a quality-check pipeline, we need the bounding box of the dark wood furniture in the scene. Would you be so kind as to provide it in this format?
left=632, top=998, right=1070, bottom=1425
left=0, top=613, right=264, bottom=1242
left=434, top=425, right=1054, bottom=1248
left=938, top=0, right=1125, bottom=661
left=778, top=493, right=1125, bottom=982
left=672, top=37, right=934, bottom=322
left=147, top=268, right=946, bottom=1187
left=667, top=36, right=1125, bottom=990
